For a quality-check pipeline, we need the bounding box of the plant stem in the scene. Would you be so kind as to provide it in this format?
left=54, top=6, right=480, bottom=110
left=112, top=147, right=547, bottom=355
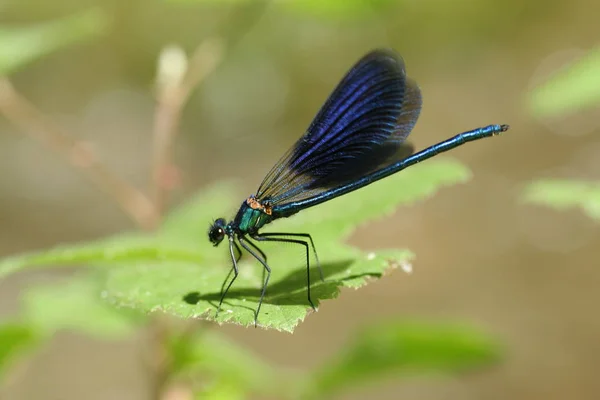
left=147, top=4, right=269, bottom=397
left=0, top=78, right=160, bottom=231
left=151, top=39, right=223, bottom=218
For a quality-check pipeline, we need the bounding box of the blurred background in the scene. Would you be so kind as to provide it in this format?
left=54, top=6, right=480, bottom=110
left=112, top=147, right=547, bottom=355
left=1, top=0, right=599, bottom=399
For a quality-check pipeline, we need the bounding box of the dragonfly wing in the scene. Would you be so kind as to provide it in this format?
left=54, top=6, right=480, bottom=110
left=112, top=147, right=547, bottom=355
left=256, top=49, right=422, bottom=205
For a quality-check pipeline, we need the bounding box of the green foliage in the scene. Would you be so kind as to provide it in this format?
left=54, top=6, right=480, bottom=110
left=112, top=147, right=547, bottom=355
left=0, top=158, right=503, bottom=395
left=308, top=321, right=501, bottom=397
left=0, top=275, right=140, bottom=380
left=0, top=235, right=204, bottom=279
left=282, top=0, right=395, bottom=19
left=106, top=159, right=469, bottom=332
left=0, top=1, right=510, bottom=394
left=0, top=160, right=469, bottom=332
left=528, top=47, right=600, bottom=117
left=161, top=181, right=240, bottom=245
left=168, top=320, right=500, bottom=399
left=522, top=180, right=600, bottom=220
left=169, top=329, right=298, bottom=397
left=0, top=324, right=38, bottom=376
left=22, top=276, right=139, bottom=339
left=0, top=8, right=110, bottom=75
left=164, top=0, right=394, bottom=19
left=166, top=0, right=251, bottom=3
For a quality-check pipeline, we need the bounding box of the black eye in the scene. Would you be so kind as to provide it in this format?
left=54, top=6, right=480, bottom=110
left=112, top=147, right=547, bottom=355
left=208, top=218, right=227, bottom=246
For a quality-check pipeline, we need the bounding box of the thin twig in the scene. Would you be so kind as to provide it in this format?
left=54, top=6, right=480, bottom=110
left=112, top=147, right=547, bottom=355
left=148, top=315, right=172, bottom=400
left=151, top=39, right=224, bottom=218
left=145, top=317, right=204, bottom=400
left=0, top=78, right=159, bottom=230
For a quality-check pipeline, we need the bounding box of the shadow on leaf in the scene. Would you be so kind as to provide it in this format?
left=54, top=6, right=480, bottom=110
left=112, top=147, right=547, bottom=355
left=183, top=259, right=381, bottom=308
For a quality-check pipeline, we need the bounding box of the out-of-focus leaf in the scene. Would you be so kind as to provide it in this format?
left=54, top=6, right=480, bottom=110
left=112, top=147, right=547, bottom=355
left=0, top=234, right=204, bottom=279
left=23, top=276, right=140, bottom=339
left=0, top=324, right=38, bottom=376
left=164, top=0, right=393, bottom=19
left=0, top=8, right=110, bottom=75
left=170, top=329, right=297, bottom=397
left=522, top=180, right=600, bottom=220
left=161, top=181, right=240, bottom=244
left=195, top=381, right=245, bottom=400
left=283, top=0, right=395, bottom=19
left=308, top=321, right=501, bottom=397
left=528, top=47, right=600, bottom=117
left=0, top=277, right=139, bottom=378
left=166, top=0, right=251, bottom=3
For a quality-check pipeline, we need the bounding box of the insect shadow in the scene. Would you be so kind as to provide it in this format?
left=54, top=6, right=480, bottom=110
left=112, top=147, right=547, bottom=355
left=182, top=258, right=383, bottom=309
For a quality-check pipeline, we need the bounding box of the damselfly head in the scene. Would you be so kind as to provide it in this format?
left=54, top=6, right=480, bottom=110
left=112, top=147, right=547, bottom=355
left=208, top=218, right=227, bottom=246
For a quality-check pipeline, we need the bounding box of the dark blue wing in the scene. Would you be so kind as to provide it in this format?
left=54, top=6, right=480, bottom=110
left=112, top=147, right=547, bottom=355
left=256, top=49, right=422, bottom=205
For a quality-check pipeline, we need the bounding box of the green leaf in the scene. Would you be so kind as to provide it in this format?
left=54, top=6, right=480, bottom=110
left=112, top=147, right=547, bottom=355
left=0, top=234, right=204, bottom=279
left=282, top=0, right=395, bottom=19
left=195, top=381, right=245, bottom=400
left=104, top=159, right=470, bottom=332
left=161, top=181, right=240, bottom=244
left=0, top=159, right=471, bottom=332
left=0, top=277, right=139, bottom=377
left=23, top=276, right=140, bottom=339
left=0, top=324, right=38, bottom=376
left=522, top=180, right=600, bottom=220
left=170, top=329, right=296, bottom=397
left=308, top=321, right=501, bottom=397
left=166, top=0, right=251, bottom=3
left=0, top=8, right=110, bottom=75
left=164, top=0, right=393, bottom=19
left=528, top=47, right=600, bottom=117
left=0, top=276, right=139, bottom=378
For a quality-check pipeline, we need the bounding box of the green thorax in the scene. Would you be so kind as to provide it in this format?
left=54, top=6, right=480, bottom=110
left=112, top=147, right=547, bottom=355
left=233, top=200, right=274, bottom=233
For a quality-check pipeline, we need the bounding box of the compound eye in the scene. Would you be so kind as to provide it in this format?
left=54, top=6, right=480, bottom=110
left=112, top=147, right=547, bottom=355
left=208, top=220, right=226, bottom=246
